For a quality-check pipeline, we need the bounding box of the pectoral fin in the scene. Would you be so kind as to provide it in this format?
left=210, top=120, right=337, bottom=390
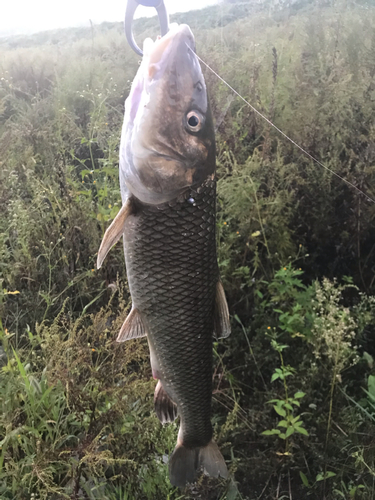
left=116, top=307, right=147, bottom=342
left=154, top=380, right=178, bottom=424
left=213, top=281, right=231, bottom=339
left=97, top=198, right=133, bottom=269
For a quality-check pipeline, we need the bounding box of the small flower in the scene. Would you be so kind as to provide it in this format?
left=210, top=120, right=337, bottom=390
left=283, top=267, right=287, bottom=270
left=82, top=181, right=84, bottom=184
left=91, top=269, right=95, bottom=272
left=108, top=204, right=112, bottom=208
left=267, top=326, right=271, bottom=330
left=105, top=122, right=108, bottom=125
left=93, top=180, right=96, bottom=184
left=223, top=222, right=227, bottom=225
left=92, top=348, right=96, bottom=352
left=236, top=231, right=240, bottom=234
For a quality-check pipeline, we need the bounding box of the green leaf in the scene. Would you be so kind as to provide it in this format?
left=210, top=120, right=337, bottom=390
left=262, top=429, right=280, bottom=435
left=286, top=426, right=294, bottom=438
left=295, top=426, right=309, bottom=436
left=77, top=190, right=91, bottom=197
left=277, top=420, right=288, bottom=428
left=294, top=391, right=306, bottom=399
left=316, top=471, right=336, bottom=482
left=102, top=167, right=119, bottom=177
left=284, top=403, right=293, bottom=411
left=255, top=290, right=263, bottom=299
left=271, top=373, right=280, bottom=382
left=299, top=471, right=310, bottom=488
left=325, top=471, right=336, bottom=479
left=363, top=352, right=374, bottom=369
left=350, top=486, right=365, bottom=498
left=279, top=433, right=286, bottom=440
left=110, top=205, right=120, bottom=219
left=273, top=405, right=286, bottom=417
left=80, top=169, right=92, bottom=180
left=226, top=480, right=240, bottom=500
left=368, top=375, right=375, bottom=400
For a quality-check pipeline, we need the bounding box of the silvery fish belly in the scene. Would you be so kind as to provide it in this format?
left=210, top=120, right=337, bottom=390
left=97, top=24, right=230, bottom=487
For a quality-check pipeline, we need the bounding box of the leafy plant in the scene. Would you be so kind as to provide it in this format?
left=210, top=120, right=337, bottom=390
left=262, top=334, right=308, bottom=452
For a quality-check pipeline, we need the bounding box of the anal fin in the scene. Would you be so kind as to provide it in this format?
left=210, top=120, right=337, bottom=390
left=213, top=281, right=231, bottom=339
left=154, top=380, right=178, bottom=424
left=116, top=308, right=147, bottom=342
left=97, top=197, right=134, bottom=269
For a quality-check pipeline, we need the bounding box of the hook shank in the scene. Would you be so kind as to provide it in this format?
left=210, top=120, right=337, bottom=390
left=125, top=0, right=170, bottom=56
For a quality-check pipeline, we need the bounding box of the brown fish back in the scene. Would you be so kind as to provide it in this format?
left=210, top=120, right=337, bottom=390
left=123, top=177, right=218, bottom=447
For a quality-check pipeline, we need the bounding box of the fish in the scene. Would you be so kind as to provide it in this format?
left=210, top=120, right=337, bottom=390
left=97, top=23, right=230, bottom=487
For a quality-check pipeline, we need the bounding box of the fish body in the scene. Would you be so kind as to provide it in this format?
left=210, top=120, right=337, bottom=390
left=97, top=24, right=230, bottom=487
left=124, top=179, right=217, bottom=447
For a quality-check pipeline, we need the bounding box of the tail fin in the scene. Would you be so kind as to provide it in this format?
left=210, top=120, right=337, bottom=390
left=169, top=439, right=228, bottom=487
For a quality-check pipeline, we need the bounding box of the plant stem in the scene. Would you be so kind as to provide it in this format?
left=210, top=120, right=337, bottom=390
left=247, top=176, right=272, bottom=262
left=279, top=349, right=290, bottom=453
left=325, top=344, right=340, bottom=452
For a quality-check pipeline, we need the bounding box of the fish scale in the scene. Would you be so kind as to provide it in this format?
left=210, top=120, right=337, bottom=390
left=123, top=177, right=217, bottom=447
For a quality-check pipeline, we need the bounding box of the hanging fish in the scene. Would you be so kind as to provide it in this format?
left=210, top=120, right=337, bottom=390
left=97, top=23, right=230, bottom=487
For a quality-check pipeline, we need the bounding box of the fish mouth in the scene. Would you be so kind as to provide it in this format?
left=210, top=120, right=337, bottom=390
left=146, top=24, right=196, bottom=81
left=126, top=24, right=196, bottom=127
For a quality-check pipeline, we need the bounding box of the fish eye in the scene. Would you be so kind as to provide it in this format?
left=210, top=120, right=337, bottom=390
left=186, top=111, right=204, bottom=133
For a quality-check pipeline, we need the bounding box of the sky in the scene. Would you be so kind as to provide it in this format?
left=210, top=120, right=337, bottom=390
left=0, top=0, right=219, bottom=36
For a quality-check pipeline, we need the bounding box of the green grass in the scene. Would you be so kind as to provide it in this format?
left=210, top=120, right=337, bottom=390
left=0, top=0, right=375, bottom=498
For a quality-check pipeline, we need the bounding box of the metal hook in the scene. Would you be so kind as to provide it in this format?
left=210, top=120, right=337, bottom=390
left=125, top=0, right=170, bottom=56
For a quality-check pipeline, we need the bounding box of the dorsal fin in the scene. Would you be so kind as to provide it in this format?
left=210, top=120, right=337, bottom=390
left=116, top=308, right=147, bottom=342
left=213, top=281, right=231, bottom=339
left=97, top=198, right=134, bottom=269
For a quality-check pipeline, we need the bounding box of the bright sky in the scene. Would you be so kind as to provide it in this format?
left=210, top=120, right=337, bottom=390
left=0, top=0, right=219, bottom=36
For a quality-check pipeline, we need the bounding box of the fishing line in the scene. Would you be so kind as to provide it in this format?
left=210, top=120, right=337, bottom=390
left=191, top=49, right=375, bottom=205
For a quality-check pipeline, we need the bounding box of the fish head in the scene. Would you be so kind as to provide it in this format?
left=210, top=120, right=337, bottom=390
left=121, top=24, right=215, bottom=204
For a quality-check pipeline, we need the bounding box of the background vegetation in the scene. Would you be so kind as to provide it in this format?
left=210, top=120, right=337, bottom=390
left=1, top=0, right=375, bottom=498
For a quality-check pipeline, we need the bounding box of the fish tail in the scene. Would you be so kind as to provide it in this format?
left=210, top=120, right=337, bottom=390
left=169, top=439, right=228, bottom=487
